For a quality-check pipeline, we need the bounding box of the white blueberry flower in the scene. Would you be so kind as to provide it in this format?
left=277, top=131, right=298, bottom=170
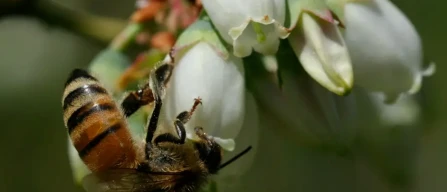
left=241, top=58, right=420, bottom=191
left=287, top=0, right=353, bottom=95
left=163, top=41, right=246, bottom=151
left=343, top=0, right=435, bottom=103
left=249, top=56, right=357, bottom=147
left=159, top=19, right=247, bottom=151
left=201, top=0, right=290, bottom=57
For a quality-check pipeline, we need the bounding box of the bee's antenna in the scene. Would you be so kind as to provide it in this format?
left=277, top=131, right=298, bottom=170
left=218, top=146, right=252, bottom=170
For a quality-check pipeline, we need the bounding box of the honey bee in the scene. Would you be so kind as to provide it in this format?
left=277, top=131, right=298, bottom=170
left=62, top=58, right=251, bottom=192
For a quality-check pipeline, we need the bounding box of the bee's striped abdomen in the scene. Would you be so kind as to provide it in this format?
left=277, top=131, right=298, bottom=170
left=62, top=69, right=141, bottom=172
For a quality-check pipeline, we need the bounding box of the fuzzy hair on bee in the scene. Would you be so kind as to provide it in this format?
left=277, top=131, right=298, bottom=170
left=62, top=55, right=251, bottom=192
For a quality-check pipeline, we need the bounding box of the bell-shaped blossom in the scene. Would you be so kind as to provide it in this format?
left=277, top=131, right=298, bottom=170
left=343, top=0, right=435, bottom=102
left=243, top=59, right=421, bottom=190
left=160, top=19, right=247, bottom=151
left=159, top=21, right=258, bottom=191
left=288, top=10, right=353, bottom=95
left=249, top=56, right=357, bottom=148
left=201, top=0, right=290, bottom=57
left=163, top=41, right=246, bottom=151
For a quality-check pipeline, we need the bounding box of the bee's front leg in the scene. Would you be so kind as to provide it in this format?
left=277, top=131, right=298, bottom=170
left=176, top=97, right=202, bottom=124
left=153, top=97, right=202, bottom=145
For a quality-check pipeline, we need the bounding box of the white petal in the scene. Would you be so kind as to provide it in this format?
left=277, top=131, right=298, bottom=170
left=369, top=93, right=421, bottom=126
left=246, top=0, right=286, bottom=23
left=289, top=12, right=353, bottom=95
left=287, top=0, right=333, bottom=27
left=201, top=0, right=248, bottom=44
left=212, top=137, right=236, bottom=152
left=231, top=21, right=256, bottom=57
left=231, top=21, right=286, bottom=57
left=164, top=42, right=245, bottom=146
left=252, top=23, right=282, bottom=54
left=344, top=0, right=430, bottom=101
left=201, top=0, right=288, bottom=57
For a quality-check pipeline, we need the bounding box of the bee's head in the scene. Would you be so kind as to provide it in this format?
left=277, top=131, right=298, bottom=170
left=192, top=126, right=252, bottom=174
left=194, top=138, right=223, bottom=174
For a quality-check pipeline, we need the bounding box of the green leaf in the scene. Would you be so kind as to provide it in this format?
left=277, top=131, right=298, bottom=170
left=88, top=48, right=131, bottom=93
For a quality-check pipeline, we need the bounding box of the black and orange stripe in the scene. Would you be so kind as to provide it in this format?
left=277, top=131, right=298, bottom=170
left=62, top=69, right=141, bottom=172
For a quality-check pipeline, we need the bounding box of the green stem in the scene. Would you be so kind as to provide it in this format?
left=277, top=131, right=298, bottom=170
left=198, top=9, right=209, bottom=20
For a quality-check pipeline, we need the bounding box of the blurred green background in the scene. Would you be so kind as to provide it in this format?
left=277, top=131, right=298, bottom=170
left=0, top=0, right=445, bottom=192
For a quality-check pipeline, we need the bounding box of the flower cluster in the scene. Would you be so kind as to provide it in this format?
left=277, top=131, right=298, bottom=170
left=159, top=0, right=434, bottom=189
left=66, top=0, right=434, bottom=191
left=201, top=0, right=434, bottom=100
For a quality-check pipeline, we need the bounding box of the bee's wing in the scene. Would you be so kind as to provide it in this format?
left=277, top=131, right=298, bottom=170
left=82, top=169, right=180, bottom=192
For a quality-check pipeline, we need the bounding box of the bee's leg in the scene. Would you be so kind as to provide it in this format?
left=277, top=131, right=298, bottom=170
left=176, top=97, right=202, bottom=124
left=145, top=94, right=161, bottom=149
left=145, top=64, right=174, bottom=154
left=120, top=83, right=154, bottom=117
left=144, top=85, right=162, bottom=160
left=153, top=120, right=185, bottom=145
left=193, top=127, right=223, bottom=174
left=120, top=63, right=174, bottom=118
left=153, top=97, right=201, bottom=145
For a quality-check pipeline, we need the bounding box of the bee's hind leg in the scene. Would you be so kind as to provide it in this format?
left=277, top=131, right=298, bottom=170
left=153, top=120, right=186, bottom=145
